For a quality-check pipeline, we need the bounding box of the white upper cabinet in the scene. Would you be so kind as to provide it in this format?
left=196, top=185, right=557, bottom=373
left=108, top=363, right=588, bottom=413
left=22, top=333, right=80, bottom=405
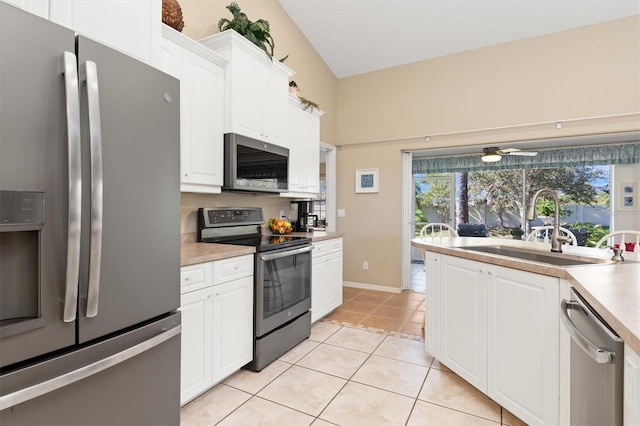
left=284, top=95, right=323, bottom=197
left=49, top=0, right=161, bottom=65
left=3, top=0, right=49, bottom=18
left=200, top=30, right=293, bottom=147
left=160, top=25, right=227, bottom=193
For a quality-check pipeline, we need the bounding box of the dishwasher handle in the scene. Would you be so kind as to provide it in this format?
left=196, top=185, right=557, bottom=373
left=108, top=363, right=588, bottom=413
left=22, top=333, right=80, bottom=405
left=560, top=299, right=615, bottom=364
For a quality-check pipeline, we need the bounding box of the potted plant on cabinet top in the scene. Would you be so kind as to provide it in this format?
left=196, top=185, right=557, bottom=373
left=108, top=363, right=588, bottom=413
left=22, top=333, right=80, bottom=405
left=218, top=2, right=276, bottom=60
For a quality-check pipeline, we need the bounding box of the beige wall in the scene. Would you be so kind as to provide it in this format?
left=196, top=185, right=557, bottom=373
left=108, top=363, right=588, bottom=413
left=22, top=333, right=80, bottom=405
left=335, top=16, right=640, bottom=289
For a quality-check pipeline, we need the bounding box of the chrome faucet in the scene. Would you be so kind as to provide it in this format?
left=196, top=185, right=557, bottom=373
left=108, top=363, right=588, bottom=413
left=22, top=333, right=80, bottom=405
left=526, top=188, right=571, bottom=253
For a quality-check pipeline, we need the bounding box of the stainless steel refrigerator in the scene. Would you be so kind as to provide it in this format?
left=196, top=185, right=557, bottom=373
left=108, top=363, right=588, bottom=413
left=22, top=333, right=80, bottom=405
left=0, top=3, right=181, bottom=424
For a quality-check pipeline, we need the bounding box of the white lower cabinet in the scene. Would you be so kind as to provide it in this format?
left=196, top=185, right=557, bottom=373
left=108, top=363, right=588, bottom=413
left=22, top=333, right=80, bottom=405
left=311, top=238, right=343, bottom=323
left=423, top=251, right=440, bottom=357
left=429, top=253, right=560, bottom=425
left=624, top=344, right=640, bottom=426
left=439, top=255, right=487, bottom=390
left=487, top=265, right=559, bottom=426
left=179, top=255, right=253, bottom=405
left=211, top=276, right=253, bottom=384
left=179, top=286, right=213, bottom=404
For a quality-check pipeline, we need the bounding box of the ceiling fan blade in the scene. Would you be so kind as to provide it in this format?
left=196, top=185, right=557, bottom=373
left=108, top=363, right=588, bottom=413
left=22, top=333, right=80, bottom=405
left=506, top=151, right=538, bottom=156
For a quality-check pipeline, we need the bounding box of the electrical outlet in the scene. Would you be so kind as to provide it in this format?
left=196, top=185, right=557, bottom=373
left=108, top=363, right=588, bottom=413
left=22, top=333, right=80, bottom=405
left=337, top=209, right=346, bottom=217
left=363, top=261, right=368, bottom=270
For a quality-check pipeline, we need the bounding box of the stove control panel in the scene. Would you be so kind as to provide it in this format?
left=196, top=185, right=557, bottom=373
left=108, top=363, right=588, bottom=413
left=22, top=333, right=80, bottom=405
left=198, top=207, right=264, bottom=228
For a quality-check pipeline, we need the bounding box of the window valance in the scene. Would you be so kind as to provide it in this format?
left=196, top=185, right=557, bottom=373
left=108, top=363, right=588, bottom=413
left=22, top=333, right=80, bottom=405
left=412, top=143, right=640, bottom=174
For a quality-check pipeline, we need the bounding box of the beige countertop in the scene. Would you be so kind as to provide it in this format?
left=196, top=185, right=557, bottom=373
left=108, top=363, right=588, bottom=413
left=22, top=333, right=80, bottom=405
left=181, top=231, right=344, bottom=267
left=411, top=236, right=640, bottom=355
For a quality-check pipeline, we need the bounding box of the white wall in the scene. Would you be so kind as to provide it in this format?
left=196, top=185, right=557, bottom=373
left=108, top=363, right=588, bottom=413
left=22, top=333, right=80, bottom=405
left=612, top=164, right=640, bottom=230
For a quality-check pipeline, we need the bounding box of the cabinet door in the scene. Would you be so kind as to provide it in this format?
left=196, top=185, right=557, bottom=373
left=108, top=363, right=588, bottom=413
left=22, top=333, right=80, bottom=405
left=159, top=34, right=226, bottom=192
left=440, top=254, right=487, bottom=391
left=227, top=53, right=264, bottom=140
left=49, top=0, right=161, bottom=65
left=179, top=287, right=213, bottom=405
left=261, top=67, right=288, bottom=146
left=286, top=101, right=320, bottom=194
left=180, top=47, right=225, bottom=190
left=424, top=251, right=440, bottom=357
left=212, top=276, right=253, bottom=384
left=624, top=344, right=640, bottom=426
left=487, top=266, right=559, bottom=425
left=4, top=0, right=48, bottom=17
left=326, top=251, right=344, bottom=311
left=159, top=35, right=182, bottom=79
left=311, top=255, right=328, bottom=323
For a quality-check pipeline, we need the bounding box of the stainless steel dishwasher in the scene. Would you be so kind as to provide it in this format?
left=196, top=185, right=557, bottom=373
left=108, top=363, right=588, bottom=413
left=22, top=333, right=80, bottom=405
left=561, top=287, right=624, bottom=426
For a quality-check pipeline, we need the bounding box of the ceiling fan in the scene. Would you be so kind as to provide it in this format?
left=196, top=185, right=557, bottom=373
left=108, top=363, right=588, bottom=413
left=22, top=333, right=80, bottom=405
left=481, top=147, right=538, bottom=163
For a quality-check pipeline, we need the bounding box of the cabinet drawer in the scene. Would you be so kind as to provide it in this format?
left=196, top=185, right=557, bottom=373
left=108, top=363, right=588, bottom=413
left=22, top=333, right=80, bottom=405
left=180, top=262, right=212, bottom=294
left=213, top=254, right=254, bottom=285
left=313, top=238, right=343, bottom=258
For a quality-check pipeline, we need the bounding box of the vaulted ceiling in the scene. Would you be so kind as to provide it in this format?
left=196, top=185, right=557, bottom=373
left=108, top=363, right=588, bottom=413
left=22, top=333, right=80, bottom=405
left=278, top=0, right=640, bottom=78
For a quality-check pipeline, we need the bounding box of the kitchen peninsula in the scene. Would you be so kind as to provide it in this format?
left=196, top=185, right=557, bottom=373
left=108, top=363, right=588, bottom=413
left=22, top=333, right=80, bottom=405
left=412, top=236, right=640, bottom=426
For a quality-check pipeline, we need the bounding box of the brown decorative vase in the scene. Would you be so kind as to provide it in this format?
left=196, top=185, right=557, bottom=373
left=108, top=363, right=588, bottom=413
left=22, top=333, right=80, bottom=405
left=162, top=0, right=184, bottom=32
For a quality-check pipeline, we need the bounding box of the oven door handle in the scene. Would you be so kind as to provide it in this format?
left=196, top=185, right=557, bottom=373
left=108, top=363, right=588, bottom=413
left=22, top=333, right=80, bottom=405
left=260, top=245, right=313, bottom=261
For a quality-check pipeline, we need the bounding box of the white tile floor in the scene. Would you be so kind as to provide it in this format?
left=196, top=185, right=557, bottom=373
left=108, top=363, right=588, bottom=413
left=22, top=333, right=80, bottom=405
left=180, top=322, right=526, bottom=426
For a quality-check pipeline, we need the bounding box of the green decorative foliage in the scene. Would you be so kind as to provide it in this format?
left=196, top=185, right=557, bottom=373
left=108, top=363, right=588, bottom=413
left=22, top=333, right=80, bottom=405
left=298, top=96, right=319, bottom=112
left=218, top=2, right=275, bottom=59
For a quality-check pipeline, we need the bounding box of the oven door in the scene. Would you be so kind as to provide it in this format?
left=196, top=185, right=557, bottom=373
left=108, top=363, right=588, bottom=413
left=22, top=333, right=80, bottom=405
left=255, top=245, right=312, bottom=337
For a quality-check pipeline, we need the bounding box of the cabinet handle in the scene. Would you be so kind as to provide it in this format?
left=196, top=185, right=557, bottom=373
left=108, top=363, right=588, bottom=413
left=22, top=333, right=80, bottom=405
left=184, top=277, right=190, bottom=282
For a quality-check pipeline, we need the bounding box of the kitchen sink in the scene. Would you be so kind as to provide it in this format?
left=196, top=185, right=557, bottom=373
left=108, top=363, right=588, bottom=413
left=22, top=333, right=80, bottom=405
left=457, top=245, right=618, bottom=266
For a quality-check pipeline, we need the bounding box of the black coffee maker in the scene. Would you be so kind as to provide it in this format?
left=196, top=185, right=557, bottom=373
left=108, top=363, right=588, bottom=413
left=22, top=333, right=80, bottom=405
left=291, top=201, right=318, bottom=232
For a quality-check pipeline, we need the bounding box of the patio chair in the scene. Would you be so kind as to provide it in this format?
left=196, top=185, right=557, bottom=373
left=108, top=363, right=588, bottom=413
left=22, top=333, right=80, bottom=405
left=419, top=223, right=458, bottom=270
left=526, top=226, right=578, bottom=246
left=419, top=223, right=458, bottom=239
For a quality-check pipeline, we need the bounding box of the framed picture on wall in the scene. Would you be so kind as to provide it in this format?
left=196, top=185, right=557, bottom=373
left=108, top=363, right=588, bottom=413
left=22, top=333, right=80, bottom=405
left=619, top=182, right=639, bottom=210
left=355, top=168, right=379, bottom=193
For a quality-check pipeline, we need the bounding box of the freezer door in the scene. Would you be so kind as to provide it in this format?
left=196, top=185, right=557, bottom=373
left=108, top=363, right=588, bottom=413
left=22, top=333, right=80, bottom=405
left=76, top=36, right=181, bottom=343
left=0, top=312, right=181, bottom=425
left=0, top=1, right=77, bottom=367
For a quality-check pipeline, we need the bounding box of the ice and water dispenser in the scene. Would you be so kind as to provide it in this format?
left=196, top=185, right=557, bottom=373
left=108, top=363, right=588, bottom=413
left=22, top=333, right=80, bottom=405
left=0, top=190, right=45, bottom=335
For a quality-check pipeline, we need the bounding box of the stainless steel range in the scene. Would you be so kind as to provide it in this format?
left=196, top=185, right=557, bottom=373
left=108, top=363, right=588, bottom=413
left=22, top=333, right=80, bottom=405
left=197, top=207, right=312, bottom=371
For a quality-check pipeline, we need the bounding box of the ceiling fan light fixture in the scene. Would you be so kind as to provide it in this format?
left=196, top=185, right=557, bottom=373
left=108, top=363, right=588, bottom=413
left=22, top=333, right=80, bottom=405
left=481, top=153, right=502, bottom=163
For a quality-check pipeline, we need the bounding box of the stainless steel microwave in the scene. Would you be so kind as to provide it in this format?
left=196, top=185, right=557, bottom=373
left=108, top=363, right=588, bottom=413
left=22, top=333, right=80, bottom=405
left=223, top=133, right=289, bottom=193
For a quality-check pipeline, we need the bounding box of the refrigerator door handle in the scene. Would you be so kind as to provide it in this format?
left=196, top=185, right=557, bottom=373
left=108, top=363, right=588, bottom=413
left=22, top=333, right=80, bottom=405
left=82, top=60, right=103, bottom=318
left=0, top=325, right=181, bottom=411
left=560, top=299, right=615, bottom=364
left=61, top=51, right=81, bottom=323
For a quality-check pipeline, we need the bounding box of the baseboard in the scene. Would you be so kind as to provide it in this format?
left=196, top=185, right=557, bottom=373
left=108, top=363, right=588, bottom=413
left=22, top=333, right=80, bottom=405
left=342, top=281, right=402, bottom=294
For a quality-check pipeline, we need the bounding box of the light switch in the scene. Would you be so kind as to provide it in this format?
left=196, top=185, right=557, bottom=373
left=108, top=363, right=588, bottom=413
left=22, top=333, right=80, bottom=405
left=337, top=209, right=346, bottom=217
